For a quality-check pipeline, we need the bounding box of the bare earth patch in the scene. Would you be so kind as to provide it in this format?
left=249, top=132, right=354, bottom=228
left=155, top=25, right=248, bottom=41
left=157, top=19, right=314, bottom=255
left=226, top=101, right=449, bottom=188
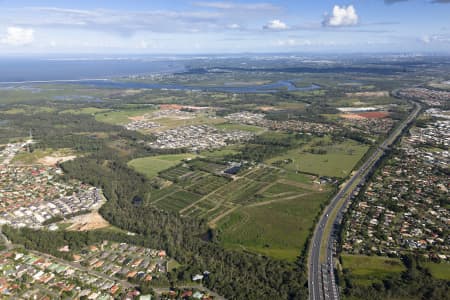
left=160, top=104, right=183, bottom=110
left=66, top=211, right=110, bottom=231
left=259, top=106, right=279, bottom=111
left=346, top=91, right=389, bottom=97
left=356, top=111, right=390, bottom=118
left=123, top=89, right=142, bottom=95
left=38, top=155, right=77, bottom=166
left=128, top=115, right=146, bottom=121
left=340, top=114, right=365, bottom=120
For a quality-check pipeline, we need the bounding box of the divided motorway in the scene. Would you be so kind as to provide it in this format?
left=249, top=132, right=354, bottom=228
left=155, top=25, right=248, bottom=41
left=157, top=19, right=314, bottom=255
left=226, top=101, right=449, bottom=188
left=308, top=100, right=422, bottom=300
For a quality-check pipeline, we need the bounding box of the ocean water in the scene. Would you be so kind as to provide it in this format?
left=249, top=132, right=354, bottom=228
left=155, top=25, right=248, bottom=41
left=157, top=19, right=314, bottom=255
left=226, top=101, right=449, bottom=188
left=0, top=58, right=185, bottom=82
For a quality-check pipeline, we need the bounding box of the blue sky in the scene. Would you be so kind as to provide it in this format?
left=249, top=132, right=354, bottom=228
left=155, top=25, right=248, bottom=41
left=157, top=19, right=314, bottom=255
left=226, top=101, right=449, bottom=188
left=0, top=0, right=449, bottom=54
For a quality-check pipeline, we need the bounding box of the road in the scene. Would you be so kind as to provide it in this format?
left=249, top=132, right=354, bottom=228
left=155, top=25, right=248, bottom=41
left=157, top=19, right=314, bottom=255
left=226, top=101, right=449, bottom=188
left=308, top=100, right=422, bottom=300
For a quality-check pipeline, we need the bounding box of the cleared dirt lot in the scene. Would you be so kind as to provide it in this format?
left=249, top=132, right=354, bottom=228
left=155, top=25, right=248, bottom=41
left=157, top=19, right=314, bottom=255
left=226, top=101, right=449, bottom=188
left=38, top=155, right=77, bottom=166
left=340, top=113, right=365, bottom=120
left=340, top=111, right=389, bottom=119
left=346, top=91, right=389, bottom=97
left=66, top=211, right=110, bottom=231
left=356, top=111, right=390, bottom=118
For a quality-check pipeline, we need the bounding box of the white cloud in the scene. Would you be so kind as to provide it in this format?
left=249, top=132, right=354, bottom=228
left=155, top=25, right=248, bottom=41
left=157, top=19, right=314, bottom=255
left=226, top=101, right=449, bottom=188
left=421, top=35, right=432, bottom=44
left=192, top=2, right=279, bottom=11
left=139, top=40, right=149, bottom=49
left=263, top=19, right=288, bottom=30
left=1, top=26, right=35, bottom=46
left=9, top=6, right=281, bottom=36
left=323, top=5, right=358, bottom=27
left=228, top=23, right=241, bottom=29
left=25, top=7, right=221, bottom=35
left=276, top=39, right=312, bottom=46
left=420, top=34, right=450, bottom=43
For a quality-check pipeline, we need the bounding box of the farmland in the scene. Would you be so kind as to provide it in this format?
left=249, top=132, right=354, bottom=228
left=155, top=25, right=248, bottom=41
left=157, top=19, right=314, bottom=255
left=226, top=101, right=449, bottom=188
left=155, top=190, right=203, bottom=212
left=149, top=164, right=280, bottom=218
left=140, top=152, right=334, bottom=261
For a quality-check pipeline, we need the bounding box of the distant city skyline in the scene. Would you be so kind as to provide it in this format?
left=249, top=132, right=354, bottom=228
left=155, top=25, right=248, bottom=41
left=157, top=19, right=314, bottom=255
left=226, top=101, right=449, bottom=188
left=0, top=0, right=449, bottom=54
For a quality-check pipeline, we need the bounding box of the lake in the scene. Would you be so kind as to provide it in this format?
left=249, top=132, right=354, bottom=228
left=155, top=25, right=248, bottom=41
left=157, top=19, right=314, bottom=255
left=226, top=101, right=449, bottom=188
left=60, top=79, right=320, bottom=93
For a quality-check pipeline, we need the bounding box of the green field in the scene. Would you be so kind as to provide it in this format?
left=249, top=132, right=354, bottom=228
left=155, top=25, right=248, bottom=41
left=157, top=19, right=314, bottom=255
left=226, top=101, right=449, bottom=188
left=282, top=170, right=316, bottom=184
left=95, top=108, right=155, bottom=125
left=266, top=138, right=369, bottom=178
left=217, top=190, right=332, bottom=261
left=60, top=107, right=111, bottom=115
left=12, top=149, right=53, bottom=164
left=3, top=108, right=27, bottom=114
left=341, top=254, right=406, bottom=286
left=3, top=106, right=56, bottom=114
left=128, top=154, right=197, bottom=179
left=262, top=181, right=308, bottom=196
left=422, top=262, right=450, bottom=280
left=199, top=147, right=241, bottom=159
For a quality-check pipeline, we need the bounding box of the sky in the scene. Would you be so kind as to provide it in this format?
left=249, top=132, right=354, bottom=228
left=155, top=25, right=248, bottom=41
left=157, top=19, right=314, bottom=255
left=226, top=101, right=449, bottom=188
left=0, top=0, right=449, bottom=54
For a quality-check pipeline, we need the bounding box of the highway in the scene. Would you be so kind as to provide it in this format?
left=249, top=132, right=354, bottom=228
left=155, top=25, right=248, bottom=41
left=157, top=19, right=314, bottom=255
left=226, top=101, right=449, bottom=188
left=308, top=100, right=422, bottom=300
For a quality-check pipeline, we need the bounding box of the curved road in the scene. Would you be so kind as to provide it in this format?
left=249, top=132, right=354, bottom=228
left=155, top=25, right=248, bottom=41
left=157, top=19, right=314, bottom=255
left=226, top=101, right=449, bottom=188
left=308, top=100, right=422, bottom=300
